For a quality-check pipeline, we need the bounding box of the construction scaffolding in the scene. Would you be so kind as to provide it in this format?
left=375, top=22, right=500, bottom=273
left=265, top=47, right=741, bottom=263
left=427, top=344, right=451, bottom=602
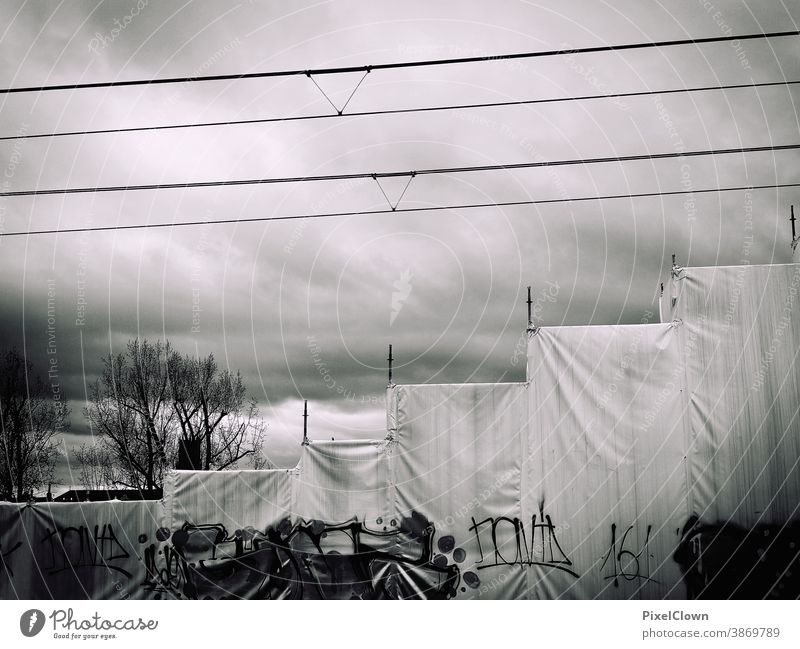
left=1, top=261, right=798, bottom=599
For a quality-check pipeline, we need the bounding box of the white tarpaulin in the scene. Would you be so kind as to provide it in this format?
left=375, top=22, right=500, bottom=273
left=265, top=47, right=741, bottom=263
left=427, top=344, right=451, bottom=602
left=664, top=264, right=800, bottom=598
left=0, top=501, right=163, bottom=599
left=525, top=323, right=687, bottom=599
left=664, top=264, right=800, bottom=525
left=1, top=262, right=798, bottom=599
left=392, top=382, right=528, bottom=599
left=166, top=469, right=293, bottom=531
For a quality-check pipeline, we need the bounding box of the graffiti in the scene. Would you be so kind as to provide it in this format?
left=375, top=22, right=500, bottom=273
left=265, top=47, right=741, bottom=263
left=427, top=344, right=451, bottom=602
left=468, top=506, right=578, bottom=578
left=41, top=524, right=131, bottom=578
left=600, top=523, right=657, bottom=587
left=0, top=539, right=22, bottom=578
left=674, top=516, right=800, bottom=599
left=141, top=512, right=460, bottom=600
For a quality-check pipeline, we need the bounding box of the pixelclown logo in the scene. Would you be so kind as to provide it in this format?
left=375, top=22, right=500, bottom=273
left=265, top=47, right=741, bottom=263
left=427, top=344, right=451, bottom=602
left=20, top=609, right=45, bottom=637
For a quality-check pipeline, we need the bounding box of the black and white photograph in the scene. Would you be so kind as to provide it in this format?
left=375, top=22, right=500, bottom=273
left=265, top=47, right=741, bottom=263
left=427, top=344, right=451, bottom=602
left=0, top=0, right=799, bottom=644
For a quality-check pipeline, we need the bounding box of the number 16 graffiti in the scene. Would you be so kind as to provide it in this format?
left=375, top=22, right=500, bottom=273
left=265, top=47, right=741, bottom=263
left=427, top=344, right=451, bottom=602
left=600, top=523, right=659, bottom=587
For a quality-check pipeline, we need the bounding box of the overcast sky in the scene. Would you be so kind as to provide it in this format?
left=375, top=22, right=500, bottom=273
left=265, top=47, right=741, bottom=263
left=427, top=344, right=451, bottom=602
left=0, top=0, right=798, bottom=479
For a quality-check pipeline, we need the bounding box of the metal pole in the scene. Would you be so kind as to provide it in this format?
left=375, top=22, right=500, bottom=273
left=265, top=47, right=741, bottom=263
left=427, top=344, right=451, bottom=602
left=302, top=399, right=309, bottom=445
left=791, top=205, right=796, bottom=240
left=527, top=286, right=532, bottom=329
left=387, top=344, right=394, bottom=385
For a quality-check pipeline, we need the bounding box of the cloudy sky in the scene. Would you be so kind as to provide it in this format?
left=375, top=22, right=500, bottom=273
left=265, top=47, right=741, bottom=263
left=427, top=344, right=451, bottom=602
left=0, top=0, right=798, bottom=479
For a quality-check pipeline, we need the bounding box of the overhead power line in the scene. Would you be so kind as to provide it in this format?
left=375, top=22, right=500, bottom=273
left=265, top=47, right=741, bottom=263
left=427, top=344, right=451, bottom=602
left=2, top=182, right=797, bottom=237
left=1, top=30, right=796, bottom=95
left=2, top=79, right=797, bottom=142
left=1, top=144, right=798, bottom=198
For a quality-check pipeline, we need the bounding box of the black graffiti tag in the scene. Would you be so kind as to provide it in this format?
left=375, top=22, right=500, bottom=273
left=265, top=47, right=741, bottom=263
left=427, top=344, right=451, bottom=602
left=41, top=524, right=131, bottom=578
left=600, top=523, right=657, bottom=587
left=0, top=540, right=22, bottom=579
left=468, top=511, right=578, bottom=578
left=142, top=513, right=461, bottom=600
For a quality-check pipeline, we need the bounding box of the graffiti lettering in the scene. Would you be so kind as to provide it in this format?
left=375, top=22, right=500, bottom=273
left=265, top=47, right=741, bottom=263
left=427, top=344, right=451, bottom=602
left=469, top=508, right=578, bottom=577
left=600, top=523, right=657, bottom=587
left=0, top=539, right=22, bottom=578
left=41, top=524, right=131, bottom=578
left=142, top=512, right=460, bottom=600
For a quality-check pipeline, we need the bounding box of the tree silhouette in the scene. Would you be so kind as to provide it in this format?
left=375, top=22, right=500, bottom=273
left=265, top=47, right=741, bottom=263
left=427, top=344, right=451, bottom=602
left=0, top=348, right=68, bottom=501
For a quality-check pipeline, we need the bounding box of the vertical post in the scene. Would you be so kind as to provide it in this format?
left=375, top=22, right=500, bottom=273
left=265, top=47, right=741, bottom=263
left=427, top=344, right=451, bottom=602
left=791, top=205, right=796, bottom=240
left=671, top=253, right=676, bottom=269
left=302, top=399, right=309, bottom=446
left=526, top=286, right=532, bottom=329
left=387, top=344, right=394, bottom=385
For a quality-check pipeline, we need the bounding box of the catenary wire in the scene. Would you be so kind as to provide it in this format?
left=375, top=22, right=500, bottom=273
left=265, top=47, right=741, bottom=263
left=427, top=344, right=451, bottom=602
left=2, top=80, right=797, bottom=142
left=1, top=144, right=798, bottom=198
left=2, top=182, right=797, bottom=237
left=0, top=30, right=796, bottom=94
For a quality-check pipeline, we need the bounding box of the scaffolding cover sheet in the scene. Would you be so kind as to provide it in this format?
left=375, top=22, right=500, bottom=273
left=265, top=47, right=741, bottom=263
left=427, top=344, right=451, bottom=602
left=392, top=382, right=529, bottom=599
left=2, top=264, right=798, bottom=599
left=0, top=501, right=163, bottom=599
left=671, top=264, right=800, bottom=527
left=526, top=324, right=687, bottom=599
left=167, top=469, right=292, bottom=531
left=294, top=440, right=391, bottom=524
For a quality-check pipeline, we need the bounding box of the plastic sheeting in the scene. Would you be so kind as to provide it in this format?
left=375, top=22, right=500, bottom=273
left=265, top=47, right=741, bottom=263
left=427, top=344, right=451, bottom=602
left=0, top=501, right=163, bottom=599
left=667, top=264, right=800, bottom=526
left=662, top=263, right=800, bottom=597
left=1, top=262, right=798, bottom=599
left=166, top=469, right=293, bottom=531
left=525, top=323, right=688, bottom=599
left=392, top=382, right=528, bottom=599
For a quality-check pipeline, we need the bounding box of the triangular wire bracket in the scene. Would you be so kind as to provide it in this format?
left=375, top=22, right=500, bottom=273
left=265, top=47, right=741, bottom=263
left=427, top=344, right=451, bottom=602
left=372, top=172, right=416, bottom=211
left=305, top=68, right=371, bottom=116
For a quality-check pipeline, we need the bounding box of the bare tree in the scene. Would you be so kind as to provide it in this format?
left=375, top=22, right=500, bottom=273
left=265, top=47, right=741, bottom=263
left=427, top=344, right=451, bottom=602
left=83, top=340, right=268, bottom=489
left=71, top=442, right=119, bottom=491
left=0, top=348, right=68, bottom=501
left=168, top=352, right=267, bottom=470
left=85, top=340, right=175, bottom=490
